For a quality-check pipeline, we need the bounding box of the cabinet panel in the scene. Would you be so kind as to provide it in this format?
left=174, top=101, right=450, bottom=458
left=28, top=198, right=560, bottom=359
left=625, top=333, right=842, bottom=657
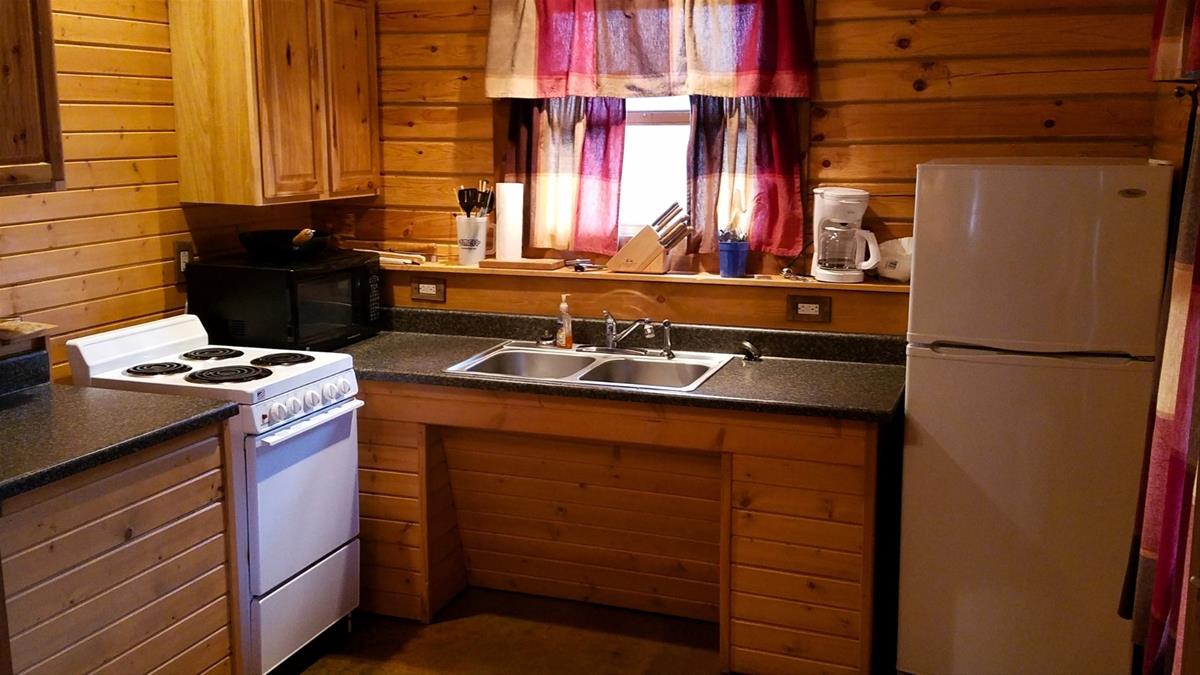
left=254, top=0, right=327, bottom=200
left=0, top=0, right=63, bottom=192
left=325, top=0, right=380, bottom=196
left=0, top=428, right=232, bottom=675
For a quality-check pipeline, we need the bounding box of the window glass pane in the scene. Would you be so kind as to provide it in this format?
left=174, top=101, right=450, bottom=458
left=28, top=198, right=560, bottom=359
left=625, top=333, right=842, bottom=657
left=618, top=123, right=689, bottom=238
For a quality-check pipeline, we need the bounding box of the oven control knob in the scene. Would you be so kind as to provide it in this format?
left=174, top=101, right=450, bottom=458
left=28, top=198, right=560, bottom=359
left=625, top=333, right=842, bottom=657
left=337, top=378, right=352, bottom=395
left=268, top=403, right=288, bottom=423
left=323, top=383, right=339, bottom=401
left=304, top=390, right=322, bottom=409
left=286, top=397, right=303, bottom=415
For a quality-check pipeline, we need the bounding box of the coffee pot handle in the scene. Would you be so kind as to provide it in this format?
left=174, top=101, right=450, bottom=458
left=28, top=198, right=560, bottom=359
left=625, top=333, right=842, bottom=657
left=857, top=230, right=881, bottom=270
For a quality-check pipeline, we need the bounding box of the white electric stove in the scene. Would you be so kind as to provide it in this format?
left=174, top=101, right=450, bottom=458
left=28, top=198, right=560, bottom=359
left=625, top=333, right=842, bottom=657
left=67, top=315, right=361, bottom=674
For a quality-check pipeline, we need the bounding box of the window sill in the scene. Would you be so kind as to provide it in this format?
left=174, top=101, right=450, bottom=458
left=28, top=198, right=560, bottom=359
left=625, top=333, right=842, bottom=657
left=380, top=262, right=910, bottom=294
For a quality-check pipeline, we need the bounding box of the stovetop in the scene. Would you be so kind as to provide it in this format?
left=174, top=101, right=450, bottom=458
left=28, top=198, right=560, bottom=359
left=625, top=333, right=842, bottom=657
left=91, top=344, right=352, bottom=405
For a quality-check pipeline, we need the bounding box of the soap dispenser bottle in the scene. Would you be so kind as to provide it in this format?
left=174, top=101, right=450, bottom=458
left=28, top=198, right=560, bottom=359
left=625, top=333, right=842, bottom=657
left=555, top=294, right=573, bottom=348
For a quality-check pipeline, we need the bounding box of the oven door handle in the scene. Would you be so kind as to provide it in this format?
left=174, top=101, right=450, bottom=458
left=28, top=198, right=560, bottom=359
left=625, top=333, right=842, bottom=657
left=257, top=398, right=365, bottom=447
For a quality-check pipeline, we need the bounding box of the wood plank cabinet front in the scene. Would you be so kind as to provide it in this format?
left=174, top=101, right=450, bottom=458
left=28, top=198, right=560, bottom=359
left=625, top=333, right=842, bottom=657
left=355, top=382, right=897, bottom=675
left=169, top=0, right=380, bottom=205
left=0, top=426, right=236, bottom=675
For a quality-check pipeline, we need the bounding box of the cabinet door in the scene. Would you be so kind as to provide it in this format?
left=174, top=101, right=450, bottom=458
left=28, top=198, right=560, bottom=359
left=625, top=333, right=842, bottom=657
left=323, top=0, right=379, bottom=196
left=0, top=0, right=63, bottom=193
left=254, top=0, right=327, bottom=200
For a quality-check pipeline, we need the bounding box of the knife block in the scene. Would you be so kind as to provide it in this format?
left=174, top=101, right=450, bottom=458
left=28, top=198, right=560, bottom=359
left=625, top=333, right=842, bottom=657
left=609, top=227, right=676, bottom=274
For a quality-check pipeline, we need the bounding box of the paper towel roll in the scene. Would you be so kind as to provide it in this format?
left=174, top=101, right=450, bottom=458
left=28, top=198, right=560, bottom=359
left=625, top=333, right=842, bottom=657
left=495, top=182, right=524, bottom=261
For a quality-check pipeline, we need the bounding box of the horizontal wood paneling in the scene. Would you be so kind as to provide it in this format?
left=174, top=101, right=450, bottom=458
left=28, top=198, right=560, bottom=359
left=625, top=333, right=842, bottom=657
left=809, top=1, right=1160, bottom=286
left=329, top=1, right=1169, bottom=336
left=0, top=4, right=310, bottom=381
left=0, top=431, right=231, bottom=675
left=356, top=411, right=427, bottom=620
left=727, top=426, right=877, bottom=673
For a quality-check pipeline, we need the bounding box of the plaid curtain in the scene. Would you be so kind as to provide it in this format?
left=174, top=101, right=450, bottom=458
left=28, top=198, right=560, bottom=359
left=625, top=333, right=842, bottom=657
left=503, top=97, right=626, bottom=254
left=1152, top=0, right=1200, bottom=81
left=687, top=97, right=805, bottom=255
left=486, top=0, right=811, bottom=99
left=1132, top=92, right=1199, bottom=674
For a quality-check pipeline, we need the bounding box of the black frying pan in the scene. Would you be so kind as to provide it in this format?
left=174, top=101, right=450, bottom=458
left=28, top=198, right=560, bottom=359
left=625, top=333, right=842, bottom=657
left=239, top=228, right=331, bottom=260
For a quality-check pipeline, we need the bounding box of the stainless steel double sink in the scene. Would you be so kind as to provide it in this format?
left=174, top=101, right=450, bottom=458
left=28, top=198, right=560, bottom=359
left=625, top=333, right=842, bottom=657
left=446, top=341, right=733, bottom=392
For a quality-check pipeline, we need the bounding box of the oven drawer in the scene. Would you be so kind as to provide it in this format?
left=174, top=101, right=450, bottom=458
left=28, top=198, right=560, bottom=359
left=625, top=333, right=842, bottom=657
left=245, top=398, right=361, bottom=595
left=252, top=539, right=360, bottom=673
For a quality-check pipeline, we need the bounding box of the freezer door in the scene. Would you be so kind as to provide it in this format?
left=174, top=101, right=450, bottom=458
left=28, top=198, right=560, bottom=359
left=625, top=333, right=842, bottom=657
left=898, top=345, right=1153, bottom=675
left=908, top=160, right=1171, bottom=354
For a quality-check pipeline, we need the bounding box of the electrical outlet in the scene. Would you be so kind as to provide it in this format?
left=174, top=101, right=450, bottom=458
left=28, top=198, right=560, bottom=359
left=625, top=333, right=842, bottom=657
left=411, top=277, right=447, bottom=303
left=787, top=295, right=831, bottom=323
left=173, top=242, right=195, bottom=283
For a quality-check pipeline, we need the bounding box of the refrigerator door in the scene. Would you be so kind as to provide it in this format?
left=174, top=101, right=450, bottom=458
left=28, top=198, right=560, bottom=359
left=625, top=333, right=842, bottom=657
left=908, top=159, right=1171, bottom=355
left=898, top=345, right=1153, bottom=675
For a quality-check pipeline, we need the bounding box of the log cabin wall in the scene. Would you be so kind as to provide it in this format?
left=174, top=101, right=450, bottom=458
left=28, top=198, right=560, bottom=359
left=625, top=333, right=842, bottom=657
left=326, top=0, right=1163, bottom=260
left=0, top=0, right=310, bottom=382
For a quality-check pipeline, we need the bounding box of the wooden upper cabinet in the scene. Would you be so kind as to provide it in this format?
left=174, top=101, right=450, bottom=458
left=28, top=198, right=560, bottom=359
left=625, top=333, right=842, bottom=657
left=168, top=0, right=379, bottom=205
left=255, top=0, right=327, bottom=200
left=324, top=0, right=380, bottom=197
left=0, top=0, right=63, bottom=194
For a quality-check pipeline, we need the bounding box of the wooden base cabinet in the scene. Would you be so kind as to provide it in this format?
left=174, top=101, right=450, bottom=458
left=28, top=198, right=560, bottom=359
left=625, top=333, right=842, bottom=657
left=356, top=381, right=896, bottom=674
left=0, top=426, right=235, bottom=675
left=168, top=0, right=379, bottom=205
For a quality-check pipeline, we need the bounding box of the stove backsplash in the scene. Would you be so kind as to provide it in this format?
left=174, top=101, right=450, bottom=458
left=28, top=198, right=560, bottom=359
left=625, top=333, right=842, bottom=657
left=0, top=348, right=50, bottom=397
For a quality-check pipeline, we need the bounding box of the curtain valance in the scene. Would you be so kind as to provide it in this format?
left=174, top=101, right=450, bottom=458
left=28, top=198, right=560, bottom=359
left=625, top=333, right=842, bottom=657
left=486, top=0, right=812, bottom=99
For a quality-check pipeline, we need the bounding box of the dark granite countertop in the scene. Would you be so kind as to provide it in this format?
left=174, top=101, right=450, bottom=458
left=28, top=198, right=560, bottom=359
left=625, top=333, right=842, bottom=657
left=0, top=384, right=238, bottom=500
left=343, top=331, right=905, bottom=422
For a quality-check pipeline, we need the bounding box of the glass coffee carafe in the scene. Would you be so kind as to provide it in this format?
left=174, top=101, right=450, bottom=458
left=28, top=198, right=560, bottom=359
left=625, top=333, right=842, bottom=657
left=815, top=220, right=880, bottom=283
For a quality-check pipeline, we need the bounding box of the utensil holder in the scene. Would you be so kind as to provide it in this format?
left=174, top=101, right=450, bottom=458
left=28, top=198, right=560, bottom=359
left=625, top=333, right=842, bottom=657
left=718, top=241, right=749, bottom=278
left=455, top=215, right=489, bottom=266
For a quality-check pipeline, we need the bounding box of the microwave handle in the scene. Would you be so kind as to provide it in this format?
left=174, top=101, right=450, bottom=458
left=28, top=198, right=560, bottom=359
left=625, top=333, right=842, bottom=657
left=256, top=399, right=364, bottom=447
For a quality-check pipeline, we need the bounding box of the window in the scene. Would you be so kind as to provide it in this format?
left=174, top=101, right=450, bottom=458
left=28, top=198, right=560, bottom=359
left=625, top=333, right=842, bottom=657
left=617, top=96, right=690, bottom=242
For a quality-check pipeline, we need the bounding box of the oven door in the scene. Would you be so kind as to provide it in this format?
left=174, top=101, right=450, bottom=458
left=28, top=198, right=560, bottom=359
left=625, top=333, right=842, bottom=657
left=244, top=398, right=362, bottom=596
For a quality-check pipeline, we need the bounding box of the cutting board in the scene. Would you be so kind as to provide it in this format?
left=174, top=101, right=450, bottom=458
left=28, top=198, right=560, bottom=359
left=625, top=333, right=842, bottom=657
left=478, top=258, right=566, bottom=271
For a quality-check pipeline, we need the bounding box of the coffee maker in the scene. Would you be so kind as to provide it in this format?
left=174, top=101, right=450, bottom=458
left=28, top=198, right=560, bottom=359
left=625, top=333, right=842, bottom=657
left=811, top=187, right=879, bottom=283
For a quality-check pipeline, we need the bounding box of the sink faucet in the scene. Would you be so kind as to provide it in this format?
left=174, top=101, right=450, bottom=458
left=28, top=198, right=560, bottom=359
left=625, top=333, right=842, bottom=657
left=579, top=310, right=675, bottom=358
left=603, top=310, right=654, bottom=350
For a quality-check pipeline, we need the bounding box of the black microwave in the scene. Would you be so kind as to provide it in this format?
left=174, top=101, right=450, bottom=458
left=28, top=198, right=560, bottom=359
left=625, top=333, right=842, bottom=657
left=185, top=250, right=382, bottom=351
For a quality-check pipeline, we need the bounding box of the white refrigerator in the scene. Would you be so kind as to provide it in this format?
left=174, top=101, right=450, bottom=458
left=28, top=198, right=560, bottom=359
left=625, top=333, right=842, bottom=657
left=898, top=158, right=1173, bottom=674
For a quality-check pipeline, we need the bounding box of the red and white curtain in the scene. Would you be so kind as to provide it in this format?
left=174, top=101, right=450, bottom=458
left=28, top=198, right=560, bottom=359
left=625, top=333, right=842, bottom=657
left=1152, top=0, right=1200, bottom=82
left=486, top=0, right=811, bottom=99
left=489, top=1, right=812, bottom=255
left=688, top=97, right=805, bottom=256
left=503, top=98, right=626, bottom=254
left=1130, top=3, right=1200, bottom=671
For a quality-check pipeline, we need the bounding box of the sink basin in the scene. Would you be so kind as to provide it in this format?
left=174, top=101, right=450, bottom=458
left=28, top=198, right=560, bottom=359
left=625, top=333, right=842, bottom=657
left=446, top=341, right=732, bottom=392
left=463, top=350, right=597, bottom=379
left=578, top=359, right=711, bottom=389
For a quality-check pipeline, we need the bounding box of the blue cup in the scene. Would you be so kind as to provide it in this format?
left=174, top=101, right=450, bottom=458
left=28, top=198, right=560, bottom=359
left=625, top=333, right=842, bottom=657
left=718, top=241, right=749, bottom=278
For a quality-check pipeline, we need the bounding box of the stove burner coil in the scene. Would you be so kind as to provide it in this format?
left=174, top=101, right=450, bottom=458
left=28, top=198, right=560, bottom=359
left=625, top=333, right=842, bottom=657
left=185, top=365, right=272, bottom=384
left=250, top=353, right=316, bottom=367
left=124, top=362, right=192, bottom=377
left=181, top=347, right=245, bottom=361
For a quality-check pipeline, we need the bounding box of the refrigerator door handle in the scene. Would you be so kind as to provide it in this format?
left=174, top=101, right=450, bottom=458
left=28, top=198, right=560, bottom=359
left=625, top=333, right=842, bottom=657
left=926, top=341, right=1144, bottom=361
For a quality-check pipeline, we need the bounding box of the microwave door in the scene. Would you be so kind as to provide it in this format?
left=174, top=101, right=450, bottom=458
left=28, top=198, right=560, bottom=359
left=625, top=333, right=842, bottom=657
left=295, top=271, right=356, bottom=347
